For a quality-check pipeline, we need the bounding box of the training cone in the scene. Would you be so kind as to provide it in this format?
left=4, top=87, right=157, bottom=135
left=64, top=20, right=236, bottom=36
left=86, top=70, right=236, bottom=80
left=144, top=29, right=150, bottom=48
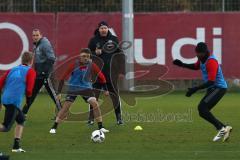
left=134, top=125, right=143, bottom=131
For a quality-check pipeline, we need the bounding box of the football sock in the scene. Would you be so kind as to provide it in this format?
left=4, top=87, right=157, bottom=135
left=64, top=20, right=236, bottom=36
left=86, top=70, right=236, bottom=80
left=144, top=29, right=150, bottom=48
left=13, top=138, right=20, bottom=149
left=98, top=122, right=103, bottom=129
left=52, top=122, right=58, bottom=129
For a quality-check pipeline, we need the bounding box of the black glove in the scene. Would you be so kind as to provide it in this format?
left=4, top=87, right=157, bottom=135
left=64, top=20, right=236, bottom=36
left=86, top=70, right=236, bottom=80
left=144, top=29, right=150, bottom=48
left=173, top=59, right=184, bottom=67
left=186, top=87, right=198, bottom=97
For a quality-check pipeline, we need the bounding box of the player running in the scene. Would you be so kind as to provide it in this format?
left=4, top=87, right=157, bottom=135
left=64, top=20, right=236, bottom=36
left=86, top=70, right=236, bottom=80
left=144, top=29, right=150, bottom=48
left=173, top=42, right=232, bottom=142
left=49, top=48, right=109, bottom=134
left=0, top=51, right=36, bottom=152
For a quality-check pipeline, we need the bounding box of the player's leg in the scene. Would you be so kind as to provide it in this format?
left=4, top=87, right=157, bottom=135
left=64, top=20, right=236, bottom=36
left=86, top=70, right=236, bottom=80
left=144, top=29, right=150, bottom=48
left=12, top=109, right=26, bottom=153
left=56, top=101, right=73, bottom=122
left=0, top=105, right=18, bottom=132
left=87, top=97, right=109, bottom=133
left=88, top=83, right=101, bottom=125
left=49, top=95, right=76, bottom=134
left=44, top=78, right=62, bottom=112
left=198, top=90, right=225, bottom=130
left=22, top=78, right=44, bottom=115
left=88, top=98, right=102, bottom=122
left=107, top=82, right=123, bottom=124
left=207, top=88, right=232, bottom=142
left=198, top=88, right=232, bottom=141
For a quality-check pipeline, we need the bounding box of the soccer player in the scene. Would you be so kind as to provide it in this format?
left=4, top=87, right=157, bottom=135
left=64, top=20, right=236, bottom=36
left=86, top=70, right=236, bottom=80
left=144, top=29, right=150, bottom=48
left=173, top=42, right=232, bottom=142
left=49, top=48, right=109, bottom=134
left=22, top=29, right=61, bottom=117
left=0, top=51, right=36, bottom=152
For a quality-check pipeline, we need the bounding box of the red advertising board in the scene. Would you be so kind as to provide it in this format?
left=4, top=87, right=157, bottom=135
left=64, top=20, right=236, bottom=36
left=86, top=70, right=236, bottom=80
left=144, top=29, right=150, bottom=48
left=0, top=13, right=240, bottom=79
left=134, top=13, right=240, bottom=79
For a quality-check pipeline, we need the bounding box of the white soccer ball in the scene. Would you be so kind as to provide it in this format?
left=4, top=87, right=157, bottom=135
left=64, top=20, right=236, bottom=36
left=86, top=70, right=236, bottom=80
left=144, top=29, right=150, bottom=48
left=91, top=130, right=105, bottom=143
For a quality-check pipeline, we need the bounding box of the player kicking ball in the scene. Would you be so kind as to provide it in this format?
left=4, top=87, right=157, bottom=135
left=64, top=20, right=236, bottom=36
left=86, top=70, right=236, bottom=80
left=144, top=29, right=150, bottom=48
left=50, top=48, right=109, bottom=134
left=173, top=42, right=232, bottom=142
left=0, top=51, right=36, bottom=152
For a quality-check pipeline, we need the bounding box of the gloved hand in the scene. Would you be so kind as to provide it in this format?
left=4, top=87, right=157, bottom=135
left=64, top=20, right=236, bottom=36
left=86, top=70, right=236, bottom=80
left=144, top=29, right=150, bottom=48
left=186, top=87, right=198, bottom=97
left=173, top=59, right=184, bottom=67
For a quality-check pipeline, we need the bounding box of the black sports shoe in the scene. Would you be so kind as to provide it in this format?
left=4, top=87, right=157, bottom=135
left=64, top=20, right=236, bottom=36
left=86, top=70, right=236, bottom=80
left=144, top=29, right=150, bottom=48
left=87, top=120, right=94, bottom=125
left=117, top=119, right=124, bottom=125
left=0, top=152, right=10, bottom=160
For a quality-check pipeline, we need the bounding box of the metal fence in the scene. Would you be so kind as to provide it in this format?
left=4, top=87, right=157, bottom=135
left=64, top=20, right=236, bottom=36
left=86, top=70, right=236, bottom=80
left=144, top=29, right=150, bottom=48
left=0, top=0, right=240, bottom=12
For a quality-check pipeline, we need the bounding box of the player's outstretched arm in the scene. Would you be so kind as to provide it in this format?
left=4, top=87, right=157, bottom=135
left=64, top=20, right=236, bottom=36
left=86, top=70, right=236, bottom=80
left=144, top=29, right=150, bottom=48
left=173, top=59, right=200, bottom=70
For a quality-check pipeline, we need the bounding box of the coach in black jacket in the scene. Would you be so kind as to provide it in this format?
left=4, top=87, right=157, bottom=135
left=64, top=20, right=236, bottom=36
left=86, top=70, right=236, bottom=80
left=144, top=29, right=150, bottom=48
left=88, top=21, right=125, bottom=125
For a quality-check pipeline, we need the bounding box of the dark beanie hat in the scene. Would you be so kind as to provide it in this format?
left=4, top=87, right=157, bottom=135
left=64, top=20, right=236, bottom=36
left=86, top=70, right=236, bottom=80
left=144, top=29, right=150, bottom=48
left=195, top=42, right=209, bottom=54
left=98, top=21, right=109, bottom=28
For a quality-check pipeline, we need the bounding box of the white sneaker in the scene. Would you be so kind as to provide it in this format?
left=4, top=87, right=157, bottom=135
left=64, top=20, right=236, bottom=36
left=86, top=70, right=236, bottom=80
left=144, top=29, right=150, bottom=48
left=12, top=148, right=26, bottom=153
left=213, top=127, right=226, bottom=142
left=100, top=128, right=109, bottom=133
left=223, top=126, right=232, bottom=142
left=49, top=128, right=56, bottom=134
